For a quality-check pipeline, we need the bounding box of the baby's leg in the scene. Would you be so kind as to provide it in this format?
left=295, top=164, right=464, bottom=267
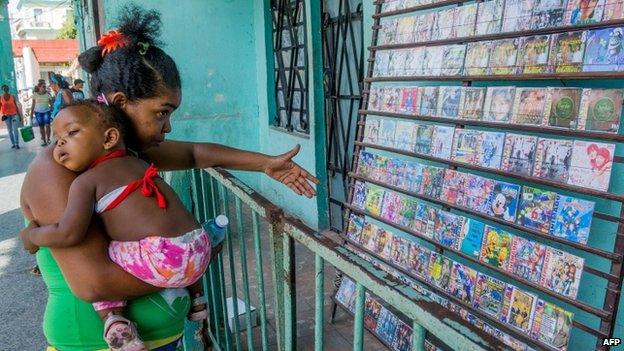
left=93, top=301, right=147, bottom=351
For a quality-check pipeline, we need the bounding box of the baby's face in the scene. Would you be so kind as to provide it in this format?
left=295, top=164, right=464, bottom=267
left=51, top=105, right=108, bottom=172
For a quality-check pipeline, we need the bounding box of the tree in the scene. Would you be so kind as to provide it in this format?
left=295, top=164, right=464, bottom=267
left=56, top=12, right=76, bottom=39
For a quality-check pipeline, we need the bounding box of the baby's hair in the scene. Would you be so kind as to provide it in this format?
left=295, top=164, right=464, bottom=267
left=78, top=4, right=181, bottom=101
left=63, top=100, right=127, bottom=139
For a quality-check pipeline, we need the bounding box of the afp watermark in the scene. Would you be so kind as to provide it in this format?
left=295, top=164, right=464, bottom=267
left=603, top=338, right=622, bottom=346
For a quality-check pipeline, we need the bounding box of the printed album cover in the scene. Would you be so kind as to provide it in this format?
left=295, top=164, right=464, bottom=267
left=346, top=214, right=364, bottom=243
left=363, top=118, right=380, bottom=144
left=583, top=27, right=624, bottom=72
left=405, top=48, right=424, bottom=76
left=448, top=262, right=478, bottom=305
left=459, top=87, right=486, bottom=120
left=437, top=86, right=462, bottom=118
left=483, top=86, right=516, bottom=123
left=451, top=129, right=482, bottom=165
left=378, top=18, right=398, bottom=45
left=368, top=86, right=382, bottom=111
left=430, top=125, right=455, bottom=160
left=359, top=222, right=375, bottom=249
left=382, top=86, right=401, bottom=112
left=504, top=285, right=538, bottom=333
left=395, top=121, right=419, bottom=151
left=433, top=210, right=465, bottom=250
left=501, top=133, right=538, bottom=176
left=335, top=278, right=357, bottom=311
left=396, top=16, right=417, bottom=44
left=531, top=0, right=566, bottom=29
left=381, top=191, right=402, bottom=223
left=420, top=165, right=445, bottom=199
left=550, top=194, right=594, bottom=244
left=487, top=181, right=521, bottom=222
left=565, top=0, right=605, bottom=25
left=464, top=41, right=492, bottom=76
left=532, top=138, right=573, bottom=183
left=422, top=46, right=444, bottom=76
left=531, top=299, right=573, bottom=350
left=415, top=13, right=436, bottom=42
left=475, top=0, right=504, bottom=36
left=429, top=252, right=452, bottom=289
left=356, top=150, right=374, bottom=178
left=545, top=87, right=582, bottom=128
left=460, top=219, right=486, bottom=258
left=352, top=180, right=368, bottom=209
left=549, top=31, right=586, bottom=73
left=393, top=322, right=413, bottom=351
left=379, top=118, right=397, bottom=148
left=473, top=273, right=507, bottom=318
left=432, top=8, right=457, bottom=40
left=375, top=307, right=399, bottom=344
left=509, top=236, right=547, bottom=284
left=413, top=202, right=434, bottom=236
left=371, top=154, right=389, bottom=182
left=516, top=186, right=557, bottom=234
left=567, top=140, right=615, bottom=191
left=511, top=87, right=548, bottom=125
left=502, top=0, right=535, bottom=32
left=364, top=184, right=385, bottom=217
left=577, top=88, right=623, bottom=133
left=420, top=87, right=440, bottom=117
left=415, top=124, right=435, bottom=155
left=389, top=235, right=411, bottom=268
left=373, top=51, right=390, bottom=77
left=540, top=247, right=584, bottom=299
left=408, top=244, right=432, bottom=279
left=399, top=87, right=421, bottom=114
left=477, top=131, right=505, bottom=169
left=364, top=293, right=382, bottom=330
left=442, top=169, right=468, bottom=207
left=441, top=45, right=467, bottom=76
left=518, top=35, right=551, bottom=74
left=465, top=175, right=495, bottom=214
left=488, top=39, right=520, bottom=75
left=603, top=0, right=624, bottom=20
left=453, top=3, right=478, bottom=38
left=403, top=161, right=425, bottom=193
left=388, top=49, right=408, bottom=77
left=480, top=225, right=514, bottom=270
left=397, top=197, right=418, bottom=228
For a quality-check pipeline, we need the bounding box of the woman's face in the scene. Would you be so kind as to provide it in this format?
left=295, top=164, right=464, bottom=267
left=50, top=82, right=59, bottom=92
left=121, top=87, right=181, bottom=149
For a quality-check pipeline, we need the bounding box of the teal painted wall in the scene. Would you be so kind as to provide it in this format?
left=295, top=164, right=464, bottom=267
left=361, top=1, right=624, bottom=350
left=0, top=0, right=16, bottom=92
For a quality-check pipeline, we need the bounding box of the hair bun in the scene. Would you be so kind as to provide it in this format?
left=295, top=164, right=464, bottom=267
left=116, top=4, right=162, bottom=47
left=78, top=46, right=104, bottom=73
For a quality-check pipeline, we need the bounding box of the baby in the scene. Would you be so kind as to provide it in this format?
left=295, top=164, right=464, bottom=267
left=24, top=100, right=220, bottom=351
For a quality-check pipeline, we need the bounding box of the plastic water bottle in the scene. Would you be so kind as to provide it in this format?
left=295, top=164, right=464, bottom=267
left=206, top=215, right=229, bottom=246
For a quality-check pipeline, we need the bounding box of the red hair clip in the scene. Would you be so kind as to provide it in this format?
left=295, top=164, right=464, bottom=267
left=98, top=30, right=130, bottom=57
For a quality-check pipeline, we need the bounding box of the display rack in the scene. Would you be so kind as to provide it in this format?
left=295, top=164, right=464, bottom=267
left=339, top=1, right=624, bottom=350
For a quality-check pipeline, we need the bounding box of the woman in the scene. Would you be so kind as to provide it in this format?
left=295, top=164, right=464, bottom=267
left=0, top=84, right=23, bottom=149
left=31, top=82, right=53, bottom=146
left=49, top=74, right=73, bottom=119
left=20, top=5, right=318, bottom=351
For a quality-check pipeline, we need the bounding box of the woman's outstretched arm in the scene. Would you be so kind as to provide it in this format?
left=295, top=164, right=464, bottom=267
left=20, top=147, right=160, bottom=302
left=143, top=141, right=320, bottom=197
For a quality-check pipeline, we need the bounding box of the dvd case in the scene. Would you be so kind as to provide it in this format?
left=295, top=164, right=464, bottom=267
left=420, top=87, right=439, bottom=117
left=550, top=194, right=595, bottom=244
left=511, top=87, right=548, bottom=125
left=540, top=247, right=584, bottom=299
left=399, top=87, right=421, bottom=114
left=475, top=0, right=504, bottom=36
left=583, top=27, right=624, bottom=72
left=448, top=262, right=478, bottom=304
left=414, top=124, right=435, bottom=155
left=431, top=125, right=456, bottom=160
left=501, top=133, right=538, bottom=176
left=517, top=35, right=551, bottom=74
left=441, top=45, right=467, bottom=76
left=577, top=88, right=623, bottom=133
left=531, top=0, right=566, bottom=28
left=531, top=299, right=573, bottom=350
left=437, top=86, right=462, bottom=118
left=565, top=0, right=605, bottom=25
left=454, top=3, right=478, bottom=38
left=549, top=31, right=586, bottom=73
left=516, top=186, right=557, bottom=234
left=464, top=41, right=492, bottom=76
left=480, top=225, right=513, bottom=270
left=509, top=236, right=547, bottom=284
left=532, top=137, right=573, bottom=183
left=483, top=86, right=516, bottom=122
left=502, top=0, right=535, bottom=32
left=488, top=39, right=520, bottom=75
left=487, top=181, right=521, bottom=222
left=477, top=131, right=506, bottom=169
left=545, top=87, right=582, bottom=128
left=459, top=87, right=486, bottom=120
left=473, top=273, right=507, bottom=318
left=452, top=129, right=482, bottom=164
left=567, top=140, right=615, bottom=191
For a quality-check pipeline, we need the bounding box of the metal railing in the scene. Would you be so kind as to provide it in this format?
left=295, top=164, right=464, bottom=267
left=187, top=167, right=508, bottom=351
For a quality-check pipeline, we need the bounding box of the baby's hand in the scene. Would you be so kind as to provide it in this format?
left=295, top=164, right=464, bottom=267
left=19, top=221, right=40, bottom=254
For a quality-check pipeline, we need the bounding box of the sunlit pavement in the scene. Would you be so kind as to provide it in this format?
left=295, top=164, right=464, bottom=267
left=0, top=127, right=47, bottom=349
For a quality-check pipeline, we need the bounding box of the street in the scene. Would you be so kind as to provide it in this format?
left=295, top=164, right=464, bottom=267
left=0, top=127, right=47, bottom=349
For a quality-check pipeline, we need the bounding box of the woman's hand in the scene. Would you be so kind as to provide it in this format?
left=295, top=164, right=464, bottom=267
left=19, top=221, right=40, bottom=254
left=264, top=145, right=320, bottom=198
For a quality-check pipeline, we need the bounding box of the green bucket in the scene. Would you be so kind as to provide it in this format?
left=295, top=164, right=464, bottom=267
left=19, top=126, right=34, bottom=143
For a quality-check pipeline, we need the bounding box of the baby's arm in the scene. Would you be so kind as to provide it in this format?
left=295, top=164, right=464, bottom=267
left=27, top=175, right=96, bottom=247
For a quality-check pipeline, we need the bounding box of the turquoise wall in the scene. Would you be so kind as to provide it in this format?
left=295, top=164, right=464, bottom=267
left=100, top=0, right=325, bottom=228
left=0, top=0, right=16, bottom=92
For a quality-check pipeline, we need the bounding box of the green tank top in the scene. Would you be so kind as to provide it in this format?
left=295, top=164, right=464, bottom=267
left=37, top=247, right=190, bottom=350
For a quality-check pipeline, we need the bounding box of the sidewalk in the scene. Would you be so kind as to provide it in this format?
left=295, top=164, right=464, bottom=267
left=0, top=127, right=47, bottom=349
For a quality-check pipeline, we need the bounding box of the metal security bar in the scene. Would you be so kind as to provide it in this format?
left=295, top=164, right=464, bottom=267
left=322, top=0, right=364, bottom=233
left=187, top=167, right=509, bottom=351
left=271, top=0, right=309, bottom=134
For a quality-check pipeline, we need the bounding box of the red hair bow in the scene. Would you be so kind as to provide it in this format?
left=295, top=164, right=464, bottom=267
left=98, top=30, right=130, bottom=56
